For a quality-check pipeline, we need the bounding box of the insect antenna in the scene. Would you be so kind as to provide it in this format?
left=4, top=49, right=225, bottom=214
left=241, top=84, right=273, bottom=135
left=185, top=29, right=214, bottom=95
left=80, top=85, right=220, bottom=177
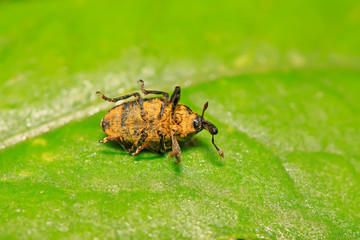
left=202, top=102, right=209, bottom=118
left=201, top=101, right=224, bottom=158
left=212, top=135, right=224, bottom=158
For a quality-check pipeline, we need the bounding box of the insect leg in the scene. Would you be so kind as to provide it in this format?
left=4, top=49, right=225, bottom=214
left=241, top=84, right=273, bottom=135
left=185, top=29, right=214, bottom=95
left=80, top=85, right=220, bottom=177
left=130, top=130, right=148, bottom=154
left=156, top=129, right=166, bottom=154
left=138, top=80, right=168, bottom=119
left=96, top=91, right=142, bottom=103
left=99, top=136, right=119, bottom=143
left=158, top=103, right=165, bottom=119
left=96, top=91, right=147, bottom=121
left=169, top=86, right=181, bottom=116
left=131, top=143, right=149, bottom=156
left=170, top=132, right=182, bottom=164
left=138, top=80, right=169, bottom=101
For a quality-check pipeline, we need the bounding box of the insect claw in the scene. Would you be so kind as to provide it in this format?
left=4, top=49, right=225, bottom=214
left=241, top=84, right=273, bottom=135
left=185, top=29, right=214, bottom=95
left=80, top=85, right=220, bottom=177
left=218, top=149, right=224, bottom=158
left=96, top=91, right=105, bottom=99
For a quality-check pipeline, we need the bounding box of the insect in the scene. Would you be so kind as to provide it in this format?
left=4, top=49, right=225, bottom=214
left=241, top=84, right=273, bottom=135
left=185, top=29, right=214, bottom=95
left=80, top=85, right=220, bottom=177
left=96, top=80, right=224, bottom=163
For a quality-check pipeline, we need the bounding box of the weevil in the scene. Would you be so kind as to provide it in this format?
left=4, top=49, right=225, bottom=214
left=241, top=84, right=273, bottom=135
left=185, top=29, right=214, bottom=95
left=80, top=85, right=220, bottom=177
left=97, top=80, right=224, bottom=163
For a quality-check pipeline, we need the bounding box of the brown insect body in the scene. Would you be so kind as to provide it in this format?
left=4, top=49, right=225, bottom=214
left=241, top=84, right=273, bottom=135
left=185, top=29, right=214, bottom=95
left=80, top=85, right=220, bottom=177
left=97, top=80, right=223, bottom=163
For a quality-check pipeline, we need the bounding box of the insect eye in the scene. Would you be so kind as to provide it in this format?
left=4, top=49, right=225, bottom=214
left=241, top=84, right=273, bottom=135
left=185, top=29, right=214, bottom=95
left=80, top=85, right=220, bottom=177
left=193, top=115, right=203, bottom=132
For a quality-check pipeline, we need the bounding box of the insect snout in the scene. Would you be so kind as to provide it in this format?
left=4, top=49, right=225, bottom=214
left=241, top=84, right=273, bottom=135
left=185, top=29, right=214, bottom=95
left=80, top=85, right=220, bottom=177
left=202, top=120, right=218, bottom=135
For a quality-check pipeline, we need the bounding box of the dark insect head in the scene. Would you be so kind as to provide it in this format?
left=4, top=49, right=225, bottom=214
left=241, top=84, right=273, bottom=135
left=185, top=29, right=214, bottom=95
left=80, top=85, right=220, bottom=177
left=192, top=102, right=224, bottom=158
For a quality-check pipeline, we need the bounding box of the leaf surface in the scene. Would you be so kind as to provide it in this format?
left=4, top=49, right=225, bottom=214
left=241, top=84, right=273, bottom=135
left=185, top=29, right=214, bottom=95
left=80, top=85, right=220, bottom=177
left=1, top=0, right=360, bottom=239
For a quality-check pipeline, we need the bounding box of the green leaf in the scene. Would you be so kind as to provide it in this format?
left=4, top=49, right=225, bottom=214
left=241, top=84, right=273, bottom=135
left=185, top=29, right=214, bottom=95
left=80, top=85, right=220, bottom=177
left=1, top=70, right=360, bottom=239
left=1, top=0, right=360, bottom=239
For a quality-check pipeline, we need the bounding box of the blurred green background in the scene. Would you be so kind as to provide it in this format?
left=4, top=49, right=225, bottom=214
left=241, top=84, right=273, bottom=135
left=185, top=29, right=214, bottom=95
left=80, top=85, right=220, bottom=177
left=1, top=0, right=360, bottom=239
